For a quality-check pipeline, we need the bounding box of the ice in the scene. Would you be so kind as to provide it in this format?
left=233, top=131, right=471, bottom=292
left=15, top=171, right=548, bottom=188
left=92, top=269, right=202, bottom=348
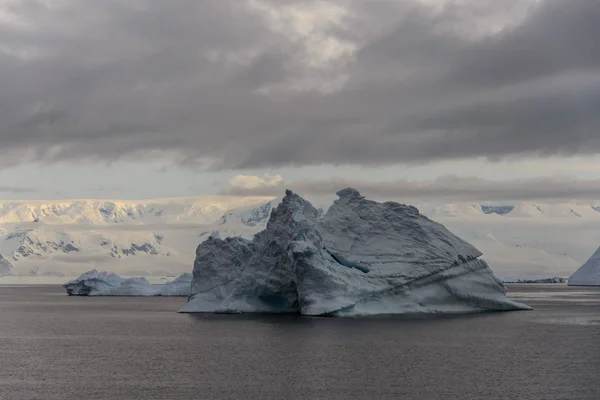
left=568, top=247, right=600, bottom=286
left=64, top=270, right=192, bottom=296
left=64, top=270, right=124, bottom=295
left=182, top=188, right=530, bottom=316
left=0, top=197, right=273, bottom=225
left=0, top=195, right=273, bottom=277
left=160, top=273, right=193, bottom=296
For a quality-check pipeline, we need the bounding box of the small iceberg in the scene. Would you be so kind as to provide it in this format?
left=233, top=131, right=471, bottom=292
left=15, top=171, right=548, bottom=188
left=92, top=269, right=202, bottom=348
left=568, top=247, right=600, bottom=286
left=64, top=270, right=192, bottom=296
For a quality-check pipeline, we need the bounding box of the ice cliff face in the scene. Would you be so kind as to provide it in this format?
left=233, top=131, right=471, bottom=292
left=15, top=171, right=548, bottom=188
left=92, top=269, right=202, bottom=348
left=568, top=247, right=600, bottom=286
left=64, top=270, right=192, bottom=296
left=160, top=273, right=194, bottom=296
left=182, top=188, right=530, bottom=316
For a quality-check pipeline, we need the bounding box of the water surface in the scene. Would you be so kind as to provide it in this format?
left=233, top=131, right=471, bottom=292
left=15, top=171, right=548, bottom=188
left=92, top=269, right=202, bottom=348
left=0, top=284, right=598, bottom=399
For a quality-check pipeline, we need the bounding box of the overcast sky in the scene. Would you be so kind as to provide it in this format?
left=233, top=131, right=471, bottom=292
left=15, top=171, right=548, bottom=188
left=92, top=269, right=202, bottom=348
left=1, top=0, right=600, bottom=202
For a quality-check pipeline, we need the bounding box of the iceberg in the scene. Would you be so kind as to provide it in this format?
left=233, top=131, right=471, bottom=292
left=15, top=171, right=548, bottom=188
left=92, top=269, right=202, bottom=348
left=181, top=188, right=530, bottom=316
left=64, top=270, right=192, bottom=296
left=568, top=247, right=600, bottom=286
left=160, top=273, right=194, bottom=296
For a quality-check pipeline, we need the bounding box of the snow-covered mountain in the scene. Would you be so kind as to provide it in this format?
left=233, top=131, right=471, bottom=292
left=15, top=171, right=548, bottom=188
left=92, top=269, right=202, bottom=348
left=424, top=203, right=486, bottom=218
left=420, top=202, right=600, bottom=219
left=0, top=197, right=273, bottom=225
left=0, top=196, right=273, bottom=277
left=1, top=196, right=600, bottom=279
left=502, top=202, right=600, bottom=218
left=203, top=197, right=283, bottom=240
left=424, top=206, right=600, bottom=278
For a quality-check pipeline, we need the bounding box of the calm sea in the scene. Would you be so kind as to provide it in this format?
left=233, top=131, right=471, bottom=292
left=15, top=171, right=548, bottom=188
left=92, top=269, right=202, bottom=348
left=0, top=284, right=599, bottom=400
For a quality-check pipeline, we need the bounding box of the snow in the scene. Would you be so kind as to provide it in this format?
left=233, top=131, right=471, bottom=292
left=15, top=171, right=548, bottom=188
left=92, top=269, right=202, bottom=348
left=467, top=232, right=580, bottom=277
left=568, top=247, right=600, bottom=286
left=503, top=202, right=600, bottom=219
left=426, top=203, right=485, bottom=218
left=0, top=196, right=273, bottom=225
left=211, top=197, right=282, bottom=239
left=432, top=216, right=599, bottom=277
left=0, top=195, right=275, bottom=277
left=64, top=270, right=192, bottom=296
left=181, top=188, right=530, bottom=316
left=0, top=225, right=196, bottom=277
left=505, top=203, right=547, bottom=218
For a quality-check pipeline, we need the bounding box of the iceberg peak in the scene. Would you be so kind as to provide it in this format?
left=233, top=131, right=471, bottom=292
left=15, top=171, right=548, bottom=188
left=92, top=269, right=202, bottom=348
left=336, top=187, right=364, bottom=201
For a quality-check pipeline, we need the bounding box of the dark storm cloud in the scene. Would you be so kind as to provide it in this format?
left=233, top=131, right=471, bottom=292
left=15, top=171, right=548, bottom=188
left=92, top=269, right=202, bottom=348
left=1, top=0, right=599, bottom=168
left=221, top=175, right=600, bottom=202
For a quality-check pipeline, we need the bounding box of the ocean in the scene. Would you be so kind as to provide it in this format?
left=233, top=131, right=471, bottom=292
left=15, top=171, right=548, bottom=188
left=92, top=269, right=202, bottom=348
left=0, top=284, right=598, bottom=399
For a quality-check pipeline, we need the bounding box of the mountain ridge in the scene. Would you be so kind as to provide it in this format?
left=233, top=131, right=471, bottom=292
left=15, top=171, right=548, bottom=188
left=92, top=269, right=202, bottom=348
left=2, top=195, right=600, bottom=278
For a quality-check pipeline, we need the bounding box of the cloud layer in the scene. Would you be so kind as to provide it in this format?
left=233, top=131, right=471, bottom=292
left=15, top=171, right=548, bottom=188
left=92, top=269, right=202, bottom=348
left=223, top=174, right=600, bottom=202
left=1, top=0, right=599, bottom=169
left=0, top=185, right=37, bottom=194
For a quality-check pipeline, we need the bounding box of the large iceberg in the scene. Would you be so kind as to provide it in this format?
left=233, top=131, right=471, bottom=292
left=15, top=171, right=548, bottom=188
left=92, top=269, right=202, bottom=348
left=181, top=188, right=530, bottom=316
left=64, top=270, right=192, bottom=296
left=568, top=247, right=600, bottom=286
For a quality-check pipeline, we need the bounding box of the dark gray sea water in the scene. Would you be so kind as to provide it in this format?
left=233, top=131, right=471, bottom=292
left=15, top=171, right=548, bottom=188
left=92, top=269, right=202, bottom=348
left=0, top=284, right=599, bottom=400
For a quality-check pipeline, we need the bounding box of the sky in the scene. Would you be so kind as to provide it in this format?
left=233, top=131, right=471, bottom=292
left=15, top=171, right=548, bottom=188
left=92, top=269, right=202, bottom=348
left=1, top=0, right=600, bottom=202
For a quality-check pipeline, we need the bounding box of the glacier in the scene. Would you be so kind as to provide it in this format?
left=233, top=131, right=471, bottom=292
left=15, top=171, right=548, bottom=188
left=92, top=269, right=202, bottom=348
left=64, top=270, right=192, bottom=296
left=181, top=188, right=530, bottom=316
left=568, top=247, right=600, bottom=286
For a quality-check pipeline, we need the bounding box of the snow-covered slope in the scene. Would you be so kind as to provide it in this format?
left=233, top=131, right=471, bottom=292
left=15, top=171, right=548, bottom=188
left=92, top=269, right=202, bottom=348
left=465, top=232, right=581, bottom=277
left=418, top=202, right=600, bottom=220
left=182, top=189, right=530, bottom=316
left=0, top=226, right=191, bottom=277
left=568, top=247, right=600, bottom=286
left=64, top=270, right=192, bottom=296
left=434, top=215, right=600, bottom=277
left=504, top=203, right=600, bottom=219
left=0, top=196, right=273, bottom=277
left=204, top=197, right=283, bottom=240
left=425, top=203, right=486, bottom=218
